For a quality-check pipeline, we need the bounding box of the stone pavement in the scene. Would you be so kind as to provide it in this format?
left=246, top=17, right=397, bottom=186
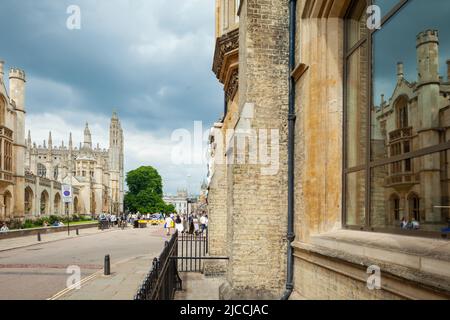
left=0, top=226, right=113, bottom=252
left=55, top=253, right=157, bottom=300
left=50, top=226, right=171, bottom=300
left=175, top=273, right=225, bottom=300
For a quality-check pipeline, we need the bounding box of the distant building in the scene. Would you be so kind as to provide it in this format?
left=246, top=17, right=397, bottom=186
left=0, top=60, right=124, bottom=223
left=164, top=189, right=188, bottom=215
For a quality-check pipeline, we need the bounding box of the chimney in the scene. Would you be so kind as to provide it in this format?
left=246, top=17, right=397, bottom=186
left=447, top=60, right=450, bottom=81
left=397, top=62, right=404, bottom=81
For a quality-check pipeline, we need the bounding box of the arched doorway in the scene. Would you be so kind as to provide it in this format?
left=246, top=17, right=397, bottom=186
left=90, top=191, right=96, bottom=215
left=54, top=193, right=61, bottom=215
left=40, top=190, right=49, bottom=215
left=73, top=197, right=79, bottom=214
left=25, top=187, right=34, bottom=215
left=4, top=191, right=12, bottom=219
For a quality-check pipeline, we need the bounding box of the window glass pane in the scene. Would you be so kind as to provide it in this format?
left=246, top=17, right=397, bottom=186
left=372, top=0, right=450, bottom=161
left=371, top=151, right=450, bottom=233
left=346, top=171, right=366, bottom=226
left=346, top=43, right=368, bottom=168
left=373, top=0, right=402, bottom=18
left=347, top=1, right=368, bottom=49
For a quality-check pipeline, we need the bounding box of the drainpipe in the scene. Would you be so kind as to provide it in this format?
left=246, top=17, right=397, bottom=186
left=281, top=0, right=297, bottom=301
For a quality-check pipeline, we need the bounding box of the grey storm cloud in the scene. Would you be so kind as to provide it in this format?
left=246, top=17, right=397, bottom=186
left=0, top=0, right=222, bottom=134
left=0, top=0, right=222, bottom=194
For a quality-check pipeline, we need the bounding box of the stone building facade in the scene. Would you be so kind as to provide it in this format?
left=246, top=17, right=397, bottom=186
left=208, top=0, right=450, bottom=300
left=0, top=60, right=124, bottom=223
left=164, top=189, right=189, bottom=215
left=209, top=0, right=289, bottom=299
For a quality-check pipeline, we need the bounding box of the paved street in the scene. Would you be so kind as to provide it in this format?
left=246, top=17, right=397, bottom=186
left=0, top=226, right=168, bottom=300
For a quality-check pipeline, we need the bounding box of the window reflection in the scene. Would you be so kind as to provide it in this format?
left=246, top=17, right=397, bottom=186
left=346, top=170, right=366, bottom=226
left=373, top=0, right=401, bottom=17
left=371, top=151, right=450, bottom=232
left=345, top=0, right=450, bottom=235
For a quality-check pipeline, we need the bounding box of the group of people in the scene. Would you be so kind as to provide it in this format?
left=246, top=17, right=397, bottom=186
left=400, top=217, right=420, bottom=230
left=0, top=223, right=9, bottom=233
left=98, top=213, right=127, bottom=228
left=164, top=213, right=208, bottom=236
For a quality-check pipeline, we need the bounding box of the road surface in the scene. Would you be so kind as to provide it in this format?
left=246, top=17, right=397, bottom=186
left=0, top=226, right=167, bottom=300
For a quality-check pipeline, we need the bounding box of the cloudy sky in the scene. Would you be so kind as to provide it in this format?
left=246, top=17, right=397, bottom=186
left=0, top=0, right=222, bottom=195
left=373, top=0, right=450, bottom=104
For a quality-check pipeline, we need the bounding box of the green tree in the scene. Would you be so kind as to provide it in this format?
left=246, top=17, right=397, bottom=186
left=124, top=166, right=171, bottom=214
left=126, top=166, right=163, bottom=196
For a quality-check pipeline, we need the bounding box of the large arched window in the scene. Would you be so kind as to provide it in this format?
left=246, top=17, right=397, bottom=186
left=396, top=97, right=409, bottom=129
left=53, top=166, right=59, bottom=180
left=40, top=190, right=49, bottom=215
left=0, top=96, right=5, bottom=125
left=37, top=163, right=47, bottom=178
left=390, top=194, right=401, bottom=222
left=344, top=0, right=450, bottom=236
left=408, top=193, right=420, bottom=222
left=25, top=187, right=34, bottom=215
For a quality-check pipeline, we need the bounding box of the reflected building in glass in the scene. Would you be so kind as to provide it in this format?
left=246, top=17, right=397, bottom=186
left=372, top=30, right=450, bottom=231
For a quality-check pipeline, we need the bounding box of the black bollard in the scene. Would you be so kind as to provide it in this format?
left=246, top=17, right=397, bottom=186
left=104, top=254, right=111, bottom=275
left=37, top=232, right=41, bottom=242
left=76, top=228, right=79, bottom=236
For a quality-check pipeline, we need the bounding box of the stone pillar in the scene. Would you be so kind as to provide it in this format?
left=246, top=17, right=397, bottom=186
left=10, top=68, right=26, bottom=220
left=35, top=178, right=41, bottom=216
left=416, top=30, right=441, bottom=223
left=219, top=0, right=289, bottom=300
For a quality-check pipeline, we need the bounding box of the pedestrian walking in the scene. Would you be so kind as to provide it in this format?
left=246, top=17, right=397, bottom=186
left=182, top=214, right=189, bottom=233
left=165, top=215, right=174, bottom=236
left=200, top=214, right=207, bottom=234
left=175, top=215, right=184, bottom=233
left=193, top=215, right=200, bottom=235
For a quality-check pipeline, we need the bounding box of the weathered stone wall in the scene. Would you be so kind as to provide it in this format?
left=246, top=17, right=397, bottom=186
left=205, top=161, right=229, bottom=275
left=294, top=13, right=345, bottom=242
left=219, top=0, right=290, bottom=300
left=291, top=0, right=450, bottom=300
left=293, top=258, right=403, bottom=300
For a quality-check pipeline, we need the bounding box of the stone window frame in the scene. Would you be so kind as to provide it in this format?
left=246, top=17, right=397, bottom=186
left=342, top=0, right=449, bottom=238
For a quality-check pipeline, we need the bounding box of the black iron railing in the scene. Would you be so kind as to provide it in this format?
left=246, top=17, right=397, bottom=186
left=176, top=229, right=229, bottom=273
left=134, top=232, right=182, bottom=300
left=178, top=231, right=209, bottom=272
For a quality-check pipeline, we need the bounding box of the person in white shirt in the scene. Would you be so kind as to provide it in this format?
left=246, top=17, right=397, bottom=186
left=175, top=215, right=184, bottom=233
left=0, top=224, right=9, bottom=233
left=111, top=214, right=117, bottom=227
left=165, top=215, right=174, bottom=236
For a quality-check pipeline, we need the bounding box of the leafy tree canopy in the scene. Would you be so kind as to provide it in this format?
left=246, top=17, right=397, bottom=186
left=124, top=166, right=173, bottom=214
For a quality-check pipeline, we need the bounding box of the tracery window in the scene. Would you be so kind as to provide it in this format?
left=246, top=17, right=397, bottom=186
left=37, top=163, right=46, bottom=178
left=344, top=0, right=450, bottom=236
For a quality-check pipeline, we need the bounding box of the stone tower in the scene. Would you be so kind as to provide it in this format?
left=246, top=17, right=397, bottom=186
left=416, top=30, right=441, bottom=223
left=10, top=68, right=26, bottom=219
left=109, top=111, right=124, bottom=214
left=83, top=122, right=92, bottom=149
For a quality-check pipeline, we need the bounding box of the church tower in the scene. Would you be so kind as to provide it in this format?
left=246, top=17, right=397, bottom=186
left=83, top=123, right=92, bottom=149
left=416, top=29, right=441, bottom=223
left=10, top=68, right=26, bottom=219
left=109, top=111, right=124, bottom=214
